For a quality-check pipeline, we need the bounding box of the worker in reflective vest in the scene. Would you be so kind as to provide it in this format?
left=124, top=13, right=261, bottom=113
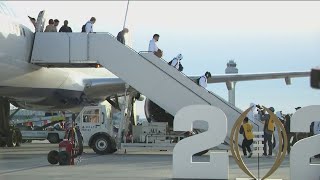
left=260, top=107, right=275, bottom=157
left=240, top=117, right=254, bottom=158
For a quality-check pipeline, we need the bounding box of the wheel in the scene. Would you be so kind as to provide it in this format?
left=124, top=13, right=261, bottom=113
left=48, top=133, right=59, bottom=144
left=15, top=129, right=22, bottom=147
left=58, top=151, right=71, bottom=165
left=47, top=150, right=59, bottom=165
left=92, top=135, right=113, bottom=155
left=6, top=131, right=17, bottom=147
left=0, top=140, right=6, bottom=147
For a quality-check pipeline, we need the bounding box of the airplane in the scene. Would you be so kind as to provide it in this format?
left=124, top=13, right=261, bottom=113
left=0, top=2, right=310, bottom=148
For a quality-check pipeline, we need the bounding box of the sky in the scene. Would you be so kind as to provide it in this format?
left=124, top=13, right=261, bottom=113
left=6, top=1, right=320, bottom=117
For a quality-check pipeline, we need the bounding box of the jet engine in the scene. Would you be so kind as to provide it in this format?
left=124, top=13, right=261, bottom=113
left=144, top=98, right=174, bottom=127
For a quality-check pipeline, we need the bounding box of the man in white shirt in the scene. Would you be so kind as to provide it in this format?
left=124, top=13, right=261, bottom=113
left=148, top=34, right=162, bottom=58
left=170, top=54, right=183, bottom=70
left=198, top=71, right=212, bottom=88
left=148, top=34, right=159, bottom=52
left=84, top=17, right=96, bottom=33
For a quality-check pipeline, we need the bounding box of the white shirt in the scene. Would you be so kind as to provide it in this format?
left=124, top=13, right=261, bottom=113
left=85, top=21, right=93, bottom=33
left=148, top=39, right=158, bottom=52
left=171, top=58, right=180, bottom=69
left=313, top=121, right=320, bottom=135
left=199, top=76, right=207, bottom=88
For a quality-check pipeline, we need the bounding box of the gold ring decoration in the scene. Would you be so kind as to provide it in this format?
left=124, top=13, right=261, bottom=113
left=230, top=106, right=288, bottom=180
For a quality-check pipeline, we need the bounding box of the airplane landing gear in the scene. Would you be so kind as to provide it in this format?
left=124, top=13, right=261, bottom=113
left=0, top=97, right=22, bottom=147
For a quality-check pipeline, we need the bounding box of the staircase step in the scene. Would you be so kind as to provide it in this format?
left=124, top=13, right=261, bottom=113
left=253, top=138, right=264, bottom=142
left=253, top=132, right=264, bottom=136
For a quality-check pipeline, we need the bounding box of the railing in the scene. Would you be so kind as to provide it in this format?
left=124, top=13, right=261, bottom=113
left=99, top=32, right=262, bottom=134
left=137, top=51, right=214, bottom=105
left=97, top=32, right=215, bottom=105
left=138, top=50, right=244, bottom=115
left=90, top=33, right=261, bottom=133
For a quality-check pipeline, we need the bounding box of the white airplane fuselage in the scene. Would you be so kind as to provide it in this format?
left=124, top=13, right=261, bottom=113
left=0, top=7, right=116, bottom=111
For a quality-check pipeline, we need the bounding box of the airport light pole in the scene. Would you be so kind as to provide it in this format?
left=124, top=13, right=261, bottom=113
left=225, top=60, right=238, bottom=106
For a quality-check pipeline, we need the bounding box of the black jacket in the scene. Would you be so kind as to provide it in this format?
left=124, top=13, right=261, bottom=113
left=117, top=31, right=125, bottom=44
left=59, top=26, right=72, bottom=32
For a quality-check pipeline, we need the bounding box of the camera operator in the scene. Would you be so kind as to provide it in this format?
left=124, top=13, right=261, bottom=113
left=247, top=103, right=262, bottom=125
left=257, top=106, right=276, bottom=157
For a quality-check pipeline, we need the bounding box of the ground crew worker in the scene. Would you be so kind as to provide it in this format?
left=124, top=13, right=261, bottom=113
left=261, top=107, right=275, bottom=157
left=284, top=114, right=293, bottom=154
left=240, top=117, right=254, bottom=158
left=117, top=28, right=129, bottom=44
left=148, top=34, right=162, bottom=58
left=198, top=71, right=212, bottom=88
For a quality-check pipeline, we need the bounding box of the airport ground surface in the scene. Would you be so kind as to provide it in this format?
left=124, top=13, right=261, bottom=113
left=0, top=141, right=317, bottom=180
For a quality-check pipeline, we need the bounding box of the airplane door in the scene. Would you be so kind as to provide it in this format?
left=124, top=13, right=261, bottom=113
left=35, top=10, right=46, bottom=32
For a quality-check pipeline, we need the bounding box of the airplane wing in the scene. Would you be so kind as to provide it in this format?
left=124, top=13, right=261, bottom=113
left=190, top=71, right=310, bottom=84
left=83, top=71, right=310, bottom=98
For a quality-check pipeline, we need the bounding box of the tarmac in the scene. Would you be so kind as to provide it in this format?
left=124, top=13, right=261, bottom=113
left=0, top=141, right=317, bottom=180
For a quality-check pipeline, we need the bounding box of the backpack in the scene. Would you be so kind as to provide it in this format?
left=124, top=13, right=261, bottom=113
left=196, top=77, right=201, bottom=85
left=81, top=23, right=87, bottom=32
left=168, top=59, right=183, bottom=72
left=178, top=63, right=183, bottom=72
left=197, top=76, right=207, bottom=85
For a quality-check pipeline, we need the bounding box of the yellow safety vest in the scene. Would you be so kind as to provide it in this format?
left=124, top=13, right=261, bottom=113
left=243, top=123, right=254, bottom=140
left=267, top=118, right=275, bottom=132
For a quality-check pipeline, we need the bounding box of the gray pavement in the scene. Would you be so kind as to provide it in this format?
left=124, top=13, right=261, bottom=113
left=0, top=142, right=316, bottom=180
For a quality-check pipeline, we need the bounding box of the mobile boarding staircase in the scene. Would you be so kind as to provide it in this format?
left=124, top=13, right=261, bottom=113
left=30, top=32, right=264, bottom=147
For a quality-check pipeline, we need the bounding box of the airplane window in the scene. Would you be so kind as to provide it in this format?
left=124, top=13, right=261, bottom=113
left=82, top=109, right=100, bottom=123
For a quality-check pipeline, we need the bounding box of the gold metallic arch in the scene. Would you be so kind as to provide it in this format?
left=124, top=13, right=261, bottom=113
left=230, top=106, right=288, bottom=180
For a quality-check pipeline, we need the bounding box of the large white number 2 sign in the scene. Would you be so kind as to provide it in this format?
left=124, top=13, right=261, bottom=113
left=173, top=105, right=229, bottom=179
left=291, top=105, right=320, bottom=180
